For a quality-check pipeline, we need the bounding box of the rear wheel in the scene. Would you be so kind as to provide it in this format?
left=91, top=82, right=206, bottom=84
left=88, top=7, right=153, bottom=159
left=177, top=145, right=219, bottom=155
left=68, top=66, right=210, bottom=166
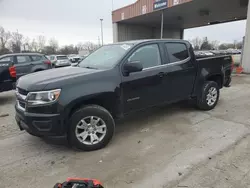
left=196, top=81, right=220, bottom=110
left=68, top=105, right=115, bottom=151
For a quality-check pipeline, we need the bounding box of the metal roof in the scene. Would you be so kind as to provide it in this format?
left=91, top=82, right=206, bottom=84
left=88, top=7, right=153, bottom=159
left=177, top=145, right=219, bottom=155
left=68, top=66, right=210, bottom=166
left=112, top=0, right=192, bottom=23
left=113, top=0, right=248, bottom=29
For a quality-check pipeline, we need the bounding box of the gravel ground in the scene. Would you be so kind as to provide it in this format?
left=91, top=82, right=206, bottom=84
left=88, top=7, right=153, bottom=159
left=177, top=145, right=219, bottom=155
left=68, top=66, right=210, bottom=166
left=0, top=75, right=250, bottom=188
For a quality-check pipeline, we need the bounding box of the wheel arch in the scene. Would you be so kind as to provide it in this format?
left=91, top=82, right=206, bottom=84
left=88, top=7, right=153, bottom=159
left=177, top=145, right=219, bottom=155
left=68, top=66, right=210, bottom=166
left=205, top=74, right=223, bottom=88
left=67, top=92, right=118, bottom=120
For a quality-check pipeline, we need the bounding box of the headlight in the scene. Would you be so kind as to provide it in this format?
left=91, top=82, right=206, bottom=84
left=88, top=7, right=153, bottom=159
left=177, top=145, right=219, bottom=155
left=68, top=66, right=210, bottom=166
left=26, top=89, right=61, bottom=106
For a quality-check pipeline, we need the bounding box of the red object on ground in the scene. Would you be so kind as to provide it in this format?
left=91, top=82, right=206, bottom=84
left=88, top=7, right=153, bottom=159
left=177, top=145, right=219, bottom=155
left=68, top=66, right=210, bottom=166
left=236, top=66, right=243, bottom=74
left=53, top=178, right=104, bottom=188
left=66, top=178, right=103, bottom=186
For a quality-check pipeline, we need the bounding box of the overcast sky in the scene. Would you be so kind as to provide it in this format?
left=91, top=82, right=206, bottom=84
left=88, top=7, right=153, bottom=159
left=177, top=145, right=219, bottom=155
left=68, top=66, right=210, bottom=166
left=0, top=0, right=246, bottom=46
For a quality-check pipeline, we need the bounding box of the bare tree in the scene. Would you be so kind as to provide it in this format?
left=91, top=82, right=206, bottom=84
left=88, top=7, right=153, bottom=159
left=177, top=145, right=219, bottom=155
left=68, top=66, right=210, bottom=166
left=23, top=37, right=31, bottom=51
left=190, top=37, right=202, bottom=50
left=30, top=39, right=38, bottom=52
left=210, top=40, right=219, bottom=50
left=37, top=35, right=46, bottom=52
left=81, top=42, right=98, bottom=52
left=76, top=42, right=84, bottom=51
left=200, top=37, right=213, bottom=50
left=0, top=26, right=11, bottom=49
left=10, top=31, right=23, bottom=53
left=236, top=41, right=243, bottom=49
left=49, top=38, right=59, bottom=54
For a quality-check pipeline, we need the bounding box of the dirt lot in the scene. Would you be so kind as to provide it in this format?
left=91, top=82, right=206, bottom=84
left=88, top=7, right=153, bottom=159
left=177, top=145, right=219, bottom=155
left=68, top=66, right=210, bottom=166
left=0, top=75, right=250, bottom=188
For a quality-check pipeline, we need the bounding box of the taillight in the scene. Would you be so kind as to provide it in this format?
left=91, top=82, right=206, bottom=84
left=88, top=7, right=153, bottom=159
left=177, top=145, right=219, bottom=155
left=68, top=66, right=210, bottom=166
left=9, top=66, right=16, bottom=78
left=44, top=60, right=51, bottom=65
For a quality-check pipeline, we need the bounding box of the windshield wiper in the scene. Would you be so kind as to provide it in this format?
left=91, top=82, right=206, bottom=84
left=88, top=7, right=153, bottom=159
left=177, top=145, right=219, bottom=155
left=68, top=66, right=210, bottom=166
left=82, top=66, right=98, bottom=70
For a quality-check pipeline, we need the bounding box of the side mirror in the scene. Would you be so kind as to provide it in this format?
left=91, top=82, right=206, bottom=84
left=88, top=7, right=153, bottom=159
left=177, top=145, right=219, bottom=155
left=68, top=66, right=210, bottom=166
left=124, top=61, right=143, bottom=75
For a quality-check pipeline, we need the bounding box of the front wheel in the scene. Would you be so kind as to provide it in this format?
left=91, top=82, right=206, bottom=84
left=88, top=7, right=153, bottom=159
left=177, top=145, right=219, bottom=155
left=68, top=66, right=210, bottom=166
left=68, top=105, right=115, bottom=151
left=196, top=81, right=220, bottom=110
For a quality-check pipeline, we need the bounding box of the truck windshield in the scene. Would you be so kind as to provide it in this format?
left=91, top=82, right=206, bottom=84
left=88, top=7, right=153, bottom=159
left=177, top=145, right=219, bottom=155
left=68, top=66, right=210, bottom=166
left=78, top=44, right=133, bottom=69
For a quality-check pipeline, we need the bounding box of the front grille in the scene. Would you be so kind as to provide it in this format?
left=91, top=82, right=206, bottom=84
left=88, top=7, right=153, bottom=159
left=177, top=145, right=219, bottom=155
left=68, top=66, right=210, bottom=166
left=19, top=101, right=26, bottom=109
left=17, top=88, right=29, bottom=96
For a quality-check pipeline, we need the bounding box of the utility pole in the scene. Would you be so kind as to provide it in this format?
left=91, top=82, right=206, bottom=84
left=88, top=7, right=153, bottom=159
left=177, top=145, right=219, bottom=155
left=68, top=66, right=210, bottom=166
left=98, top=36, right=101, bottom=47
left=160, top=11, right=164, bottom=39
left=100, top=19, right=104, bottom=46
left=112, top=0, right=114, bottom=11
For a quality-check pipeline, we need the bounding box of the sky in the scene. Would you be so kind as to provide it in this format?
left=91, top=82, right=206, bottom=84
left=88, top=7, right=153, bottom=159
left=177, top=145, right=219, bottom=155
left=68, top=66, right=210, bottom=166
left=0, top=0, right=247, bottom=46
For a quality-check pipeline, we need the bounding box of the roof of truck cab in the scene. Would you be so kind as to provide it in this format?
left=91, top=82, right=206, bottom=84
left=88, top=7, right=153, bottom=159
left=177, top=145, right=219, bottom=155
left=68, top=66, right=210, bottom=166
left=0, top=53, right=44, bottom=58
left=112, top=39, right=189, bottom=45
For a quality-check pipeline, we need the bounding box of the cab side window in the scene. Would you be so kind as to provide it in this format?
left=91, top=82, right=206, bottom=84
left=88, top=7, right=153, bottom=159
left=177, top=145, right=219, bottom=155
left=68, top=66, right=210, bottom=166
left=31, top=55, right=42, bottom=61
left=165, top=43, right=189, bottom=63
left=16, top=56, right=31, bottom=64
left=0, top=56, right=13, bottom=63
left=128, top=44, right=161, bottom=69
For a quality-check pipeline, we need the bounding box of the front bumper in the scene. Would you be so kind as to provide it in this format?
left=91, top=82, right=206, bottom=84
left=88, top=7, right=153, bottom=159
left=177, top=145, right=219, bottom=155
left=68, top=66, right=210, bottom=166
left=55, top=62, right=71, bottom=67
left=15, top=104, right=66, bottom=137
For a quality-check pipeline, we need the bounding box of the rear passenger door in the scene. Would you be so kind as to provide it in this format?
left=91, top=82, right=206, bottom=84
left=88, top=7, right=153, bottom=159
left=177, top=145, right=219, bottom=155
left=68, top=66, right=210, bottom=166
left=163, top=42, right=196, bottom=102
left=30, top=55, right=46, bottom=70
left=14, top=55, right=33, bottom=78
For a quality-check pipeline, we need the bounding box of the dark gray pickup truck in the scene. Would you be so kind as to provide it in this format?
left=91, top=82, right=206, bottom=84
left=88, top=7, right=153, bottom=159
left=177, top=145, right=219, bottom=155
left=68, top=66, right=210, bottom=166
left=15, top=39, right=232, bottom=151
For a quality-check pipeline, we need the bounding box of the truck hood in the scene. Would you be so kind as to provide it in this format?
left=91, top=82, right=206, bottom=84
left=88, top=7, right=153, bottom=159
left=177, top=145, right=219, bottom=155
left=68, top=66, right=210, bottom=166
left=17, top=66, right=101, bottom=91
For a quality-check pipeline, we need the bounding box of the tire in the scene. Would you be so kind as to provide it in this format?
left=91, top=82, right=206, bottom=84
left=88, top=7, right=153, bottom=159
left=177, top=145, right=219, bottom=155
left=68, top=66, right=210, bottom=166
left=224, top=77, right=231, bottom=87
left=68, top=105, right=115, bottom=151
left=196, top=81, right=220, bottom=111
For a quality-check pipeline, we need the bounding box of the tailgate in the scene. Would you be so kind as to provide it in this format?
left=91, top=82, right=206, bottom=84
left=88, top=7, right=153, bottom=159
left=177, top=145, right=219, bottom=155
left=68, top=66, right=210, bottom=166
left=0, top=61, right=13, bottom=82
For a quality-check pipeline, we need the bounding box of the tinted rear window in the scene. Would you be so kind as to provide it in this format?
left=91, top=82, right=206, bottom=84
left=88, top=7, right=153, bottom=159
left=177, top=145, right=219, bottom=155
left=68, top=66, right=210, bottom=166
left=31, top=55, right=42, bottom=61
left=16, top=56, right=32, bottom=64
left=165, top=43, right=189, bottom=63
left=0, top=56, right=13, bottom=62
left=57, top=56, right=68, bottom=60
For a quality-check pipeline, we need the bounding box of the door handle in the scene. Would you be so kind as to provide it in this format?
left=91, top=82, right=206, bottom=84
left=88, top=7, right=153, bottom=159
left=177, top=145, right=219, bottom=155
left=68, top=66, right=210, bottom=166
left=157, top=72, right=165, bottom=78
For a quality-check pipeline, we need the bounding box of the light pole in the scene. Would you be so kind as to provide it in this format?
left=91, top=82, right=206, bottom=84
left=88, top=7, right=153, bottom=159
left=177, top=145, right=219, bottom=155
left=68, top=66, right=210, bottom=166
left=160, top=11, right=164, bottom=39
left=100, top=19, right=104, bottom=46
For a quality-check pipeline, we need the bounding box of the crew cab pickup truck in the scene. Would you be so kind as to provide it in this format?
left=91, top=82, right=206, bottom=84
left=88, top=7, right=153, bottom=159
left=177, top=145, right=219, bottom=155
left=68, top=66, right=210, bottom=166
left=15, top=39, right=232, bottom=151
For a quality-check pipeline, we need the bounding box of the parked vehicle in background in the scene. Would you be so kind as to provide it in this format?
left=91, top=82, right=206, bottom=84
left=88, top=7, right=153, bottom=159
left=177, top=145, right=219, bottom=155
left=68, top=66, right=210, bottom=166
left=68, top=55, right=81, bottom=63
left=195, top=49, right=242, bottom=59
left=226, top=49, right=241, bottom=54
left=15, top=39, right=232, bottom=151
left=195, top=51, right=214, bottom=59
left=0, top=53, right=52, bottom=93
left=49, top=55, right=71, bottom=67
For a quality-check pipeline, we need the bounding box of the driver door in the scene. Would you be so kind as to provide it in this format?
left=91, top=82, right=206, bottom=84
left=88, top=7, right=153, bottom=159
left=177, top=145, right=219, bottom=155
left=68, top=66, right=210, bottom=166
left=121, top=43, right=165, bottom=113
